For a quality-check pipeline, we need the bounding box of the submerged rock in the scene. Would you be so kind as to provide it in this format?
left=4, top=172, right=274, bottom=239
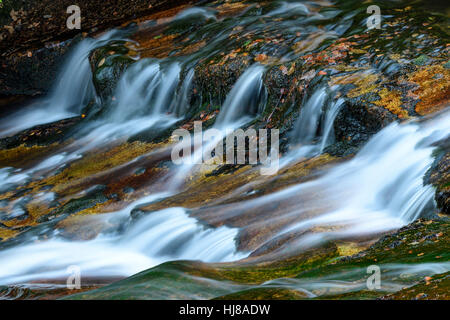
left=63, top=218, right=449, bottom=300
left=66, top=242, right=338, bottom=300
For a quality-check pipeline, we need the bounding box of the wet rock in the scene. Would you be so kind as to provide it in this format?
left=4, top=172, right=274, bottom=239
left=426, top=138, right=450, bottom=215
left=333, top=99, right=397, bottom=151
left=193, top=55, right=253, bottom=108
left=0, top=38, right=76, bottom=96
left=37, top=185, right=108, bottom=223
left=0, top=0, right=199, bottom=96
left=0, top=116, right=81, bottom=149
left=89, top=41, right=136, bottom=102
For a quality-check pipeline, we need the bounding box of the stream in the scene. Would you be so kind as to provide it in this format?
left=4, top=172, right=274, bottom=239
left=0, top=0, right=448, bottom=299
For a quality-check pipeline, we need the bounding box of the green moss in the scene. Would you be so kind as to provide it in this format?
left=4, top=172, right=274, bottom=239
left=381, top=272, right=449, bottom=300
left=293, top=219, right=449, bottom=299
left=413, top=54, right=430, bottom=66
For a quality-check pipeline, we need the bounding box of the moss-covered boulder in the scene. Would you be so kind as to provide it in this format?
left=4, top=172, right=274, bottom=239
left=66, top=242, right=338, bottom=300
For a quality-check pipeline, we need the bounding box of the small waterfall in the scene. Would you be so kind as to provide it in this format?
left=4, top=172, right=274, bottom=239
left=0, top=206, right=245, bottom=285
left=67, top=60, right=186, bottom=152
left=109, top=60, right=181, bottom=121
left=47, top=37, right=102, bottom=115
left=278, top=111, right=450, bottom=246
left=284, top=86, right=343, bottom=163
left=0, top=31, right=121, bottom=138
left=168, top=65, right=267, bottom=189
left=199, top=110, right=449, bottom=252
left=172, top=68, right=195, bottom=117
left=292, top=86, right=328, bottom=145
left=215, top=64, right=266, bottom=128
left=319, top=97, right=345, bottom=152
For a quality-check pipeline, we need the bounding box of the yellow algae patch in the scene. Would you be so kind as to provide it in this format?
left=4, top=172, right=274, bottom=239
left=273, top=153, right=339, bottom=186
left=336, top=241, right=371, bottom=257
left=20, top=200, right=51, bottom=225
left=408, top=64, right=450, bottom=115
left=0, top=227, right=18, bottom=241
left=0, top=195, right=51, bottom=237
left=373, top=88, right=409, bottom=119
left=140, top=165, right=256, bottom=211
left=0, top=190, right=16, bottom=201
left=37, top=141, right=161, bottom=195
left=0, top=143, right=59, bottom=167
left=332, top=64, right=366, bottom=73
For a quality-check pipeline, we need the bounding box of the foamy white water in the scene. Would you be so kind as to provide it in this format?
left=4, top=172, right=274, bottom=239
left=195, top=110, right=449, bottom=252
left=215, top=64, right=266, bottom=128
left=0, top=206, right=245, bottom=285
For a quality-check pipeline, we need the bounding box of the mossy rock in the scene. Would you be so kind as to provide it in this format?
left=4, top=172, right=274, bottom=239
left=381, top=272, right=449, bottom=300
left=66, top=242, right=338, bottom=300
left=89, top=41, right=136, bottom=103
left=293, top=218, right=449, bottom=299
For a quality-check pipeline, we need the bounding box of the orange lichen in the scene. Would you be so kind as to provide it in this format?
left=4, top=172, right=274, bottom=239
left=0, top=143, right=59, bottom=167
left=408, top=64, right=450, bottom=115
left=27, top=141, right=161, bottom=196
left=300, top=38, right=353, bottom=65
left=330, top=72, right=410, bottom=118
left=373, top=88, right=409, bottom=119
left=132, top=33, right=179, bottom=59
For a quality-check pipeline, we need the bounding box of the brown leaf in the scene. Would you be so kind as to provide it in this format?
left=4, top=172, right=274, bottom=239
left=255, top=54, right=267, bottom=62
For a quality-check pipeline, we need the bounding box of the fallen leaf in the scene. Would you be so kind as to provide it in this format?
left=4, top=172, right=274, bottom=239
left=255, top=54, right=267, bottom=62
left=98, top=58, right=106, bottom=67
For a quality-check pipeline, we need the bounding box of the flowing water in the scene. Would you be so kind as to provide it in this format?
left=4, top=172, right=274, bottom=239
left=0, top=0, right=448, bottom=299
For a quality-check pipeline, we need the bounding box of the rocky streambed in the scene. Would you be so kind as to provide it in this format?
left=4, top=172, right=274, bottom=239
left=0, top=0, right=448, bottom=300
